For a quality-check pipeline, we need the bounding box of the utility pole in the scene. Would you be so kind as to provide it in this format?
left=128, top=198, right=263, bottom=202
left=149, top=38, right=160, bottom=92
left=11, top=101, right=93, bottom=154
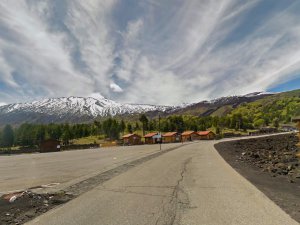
left=159, top=115, right=161, bottom=151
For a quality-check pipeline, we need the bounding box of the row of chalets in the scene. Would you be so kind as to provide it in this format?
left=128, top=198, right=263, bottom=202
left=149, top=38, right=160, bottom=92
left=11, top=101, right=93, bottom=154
left=122, top=131, right=216, bottom=145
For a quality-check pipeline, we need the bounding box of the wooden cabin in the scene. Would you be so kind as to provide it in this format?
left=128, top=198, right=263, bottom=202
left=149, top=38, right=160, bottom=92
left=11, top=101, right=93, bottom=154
left=181, top=131, right=199, bottom=142
left=162, top=132, right=181, bottom=143
left=144, top=132, right=161, bottom=144
left=122, top=134, right=142, bottom=145
left=197, top=131, right=216, bottom=140
left=40, top=139, right=61, bottom=153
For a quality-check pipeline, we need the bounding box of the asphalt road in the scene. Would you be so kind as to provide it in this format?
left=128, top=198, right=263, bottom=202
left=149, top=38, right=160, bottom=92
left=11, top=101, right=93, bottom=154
left=26, top=141, right=298, bottom=225
left=0, top=143, right=181, bottom=193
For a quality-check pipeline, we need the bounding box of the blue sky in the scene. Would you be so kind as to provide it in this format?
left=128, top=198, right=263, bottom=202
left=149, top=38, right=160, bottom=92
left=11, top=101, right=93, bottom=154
left=0, top=0, right=300, bottom=106
left=269, top=76, right=300, bottom=93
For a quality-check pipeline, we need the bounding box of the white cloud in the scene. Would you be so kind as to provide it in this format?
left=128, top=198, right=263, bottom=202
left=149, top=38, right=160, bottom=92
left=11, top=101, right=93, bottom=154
left=0, top=0, right=300, bottom=105
left=109, top=82, right=123, bottom=93
left=0, top=0, right=116, bottom=101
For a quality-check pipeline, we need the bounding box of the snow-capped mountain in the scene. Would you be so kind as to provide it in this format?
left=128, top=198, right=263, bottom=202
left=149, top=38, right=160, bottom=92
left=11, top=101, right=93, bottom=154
left=0, top=91, right=274, bottom=125
left=0, top=94, right=173, bottom=124
left=208, top=92, right=272, bottom=104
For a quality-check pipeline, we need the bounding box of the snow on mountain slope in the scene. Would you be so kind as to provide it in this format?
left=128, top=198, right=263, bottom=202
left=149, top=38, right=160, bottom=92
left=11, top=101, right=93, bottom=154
left=0, top=91, right=274, bottom=125
left=0, top=94, right=172, bottom=119
left=208, top=92, right=272, bottom=104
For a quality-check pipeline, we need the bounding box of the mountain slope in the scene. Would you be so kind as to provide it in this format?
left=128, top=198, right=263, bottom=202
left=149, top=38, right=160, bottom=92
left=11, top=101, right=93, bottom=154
left=0, top=94, right=172, bottom=125
left=229, top=89, right=300, bottom=124
left=165, top=92, right=273, bottom=117
left=1, top=90, right=298, bottom=126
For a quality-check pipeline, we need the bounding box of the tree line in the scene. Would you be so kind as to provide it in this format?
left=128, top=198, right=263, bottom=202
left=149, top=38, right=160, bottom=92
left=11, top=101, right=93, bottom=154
left=0, top=110, right=283, bottom=148
left=0, top=119, right=126, bottom=148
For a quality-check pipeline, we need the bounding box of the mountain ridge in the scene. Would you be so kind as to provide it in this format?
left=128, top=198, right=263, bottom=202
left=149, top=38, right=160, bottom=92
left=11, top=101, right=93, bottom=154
left=0, top=91, right=277, bottom=125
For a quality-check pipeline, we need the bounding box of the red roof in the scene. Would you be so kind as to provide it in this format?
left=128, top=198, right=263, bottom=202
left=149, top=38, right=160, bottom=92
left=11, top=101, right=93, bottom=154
left=162, top=132, right=178, bottom=137
left=181, top=131, right=197, bottom=136
left=122, top=134, right=140, bottom=138
left=144, top=132, right=158, bottom=138
left=198, top=131, right=214, bottom=136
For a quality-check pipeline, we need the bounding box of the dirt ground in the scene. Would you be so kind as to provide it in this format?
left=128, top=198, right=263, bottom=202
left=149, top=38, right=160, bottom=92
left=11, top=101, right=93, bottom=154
left=0, top=191, right=73, bottom=225
left=215, top=141, right=300, bottom=223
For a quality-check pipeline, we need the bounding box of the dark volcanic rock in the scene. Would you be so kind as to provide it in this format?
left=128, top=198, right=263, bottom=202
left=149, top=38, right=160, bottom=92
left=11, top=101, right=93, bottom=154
left=218, top=134, right=300, bottom=182
left=0, top=191, right=73, bottom=225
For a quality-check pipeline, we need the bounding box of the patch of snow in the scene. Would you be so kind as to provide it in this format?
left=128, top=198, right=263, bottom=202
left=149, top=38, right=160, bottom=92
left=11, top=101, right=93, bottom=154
left=0, top=95, right=174, bottom=118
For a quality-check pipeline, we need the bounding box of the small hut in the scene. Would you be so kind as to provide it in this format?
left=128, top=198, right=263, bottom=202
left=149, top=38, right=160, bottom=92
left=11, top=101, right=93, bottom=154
left=144, top=132, right=161, bottom=144
left=181, top=131, right=199, bottom=142
left=40, top=139, right=61, bottom=153
left=162, top=132, right=181, bottom=143
left=122, top=134, right=141, bottom=145
left=197, top=131, right=216, bottom=140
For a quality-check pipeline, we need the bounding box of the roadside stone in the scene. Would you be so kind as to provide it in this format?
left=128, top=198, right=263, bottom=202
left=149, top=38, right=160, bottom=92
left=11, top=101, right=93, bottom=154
left=0, top=191, right=74, bottom=225
left=230, top=134, right=299, bottom=181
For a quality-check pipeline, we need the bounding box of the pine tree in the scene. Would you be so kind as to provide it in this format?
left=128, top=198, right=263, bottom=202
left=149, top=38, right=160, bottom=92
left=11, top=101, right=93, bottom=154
left=120, top=120, right=126, bottom=135
left=127, top=124, right=133, bottom=134
left=139, top=114, right=149, bottom=136
left=1, top=125, right=14, bottom=147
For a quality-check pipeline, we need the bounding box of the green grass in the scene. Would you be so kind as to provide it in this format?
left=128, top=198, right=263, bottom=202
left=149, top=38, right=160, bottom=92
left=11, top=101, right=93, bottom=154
left=0, top=146, right=20, bottom=151
left=221, top=128, right=258, bottom=135
left=72, top=135, right=105, bottom=145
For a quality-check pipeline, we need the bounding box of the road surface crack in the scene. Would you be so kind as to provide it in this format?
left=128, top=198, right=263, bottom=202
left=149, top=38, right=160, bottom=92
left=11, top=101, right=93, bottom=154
left=155, top=157, right=192, bottom=225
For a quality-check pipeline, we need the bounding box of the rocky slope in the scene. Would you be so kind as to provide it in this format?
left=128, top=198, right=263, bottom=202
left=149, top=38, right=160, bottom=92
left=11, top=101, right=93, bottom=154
left=216, top=134, right=300, bottom=182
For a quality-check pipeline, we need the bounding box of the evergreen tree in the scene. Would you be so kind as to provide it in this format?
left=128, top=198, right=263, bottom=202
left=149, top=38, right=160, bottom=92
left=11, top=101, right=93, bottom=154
left=126, top=124, right=133, bottom=134
left=102, top=118, right=120, bottom=140
left=1, top=125, right=14, bottom=147
left=139, top=114, right=149, bottom=136
left=120, top=120, right=126, bottom=135
left=35, top=125, right=47, bottom=144
left=134, top=122, right=140, bottom=131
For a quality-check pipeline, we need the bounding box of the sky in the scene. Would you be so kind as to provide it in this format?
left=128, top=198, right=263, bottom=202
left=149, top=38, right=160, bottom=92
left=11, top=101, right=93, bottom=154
left=0, top=0, right=300, bottom=106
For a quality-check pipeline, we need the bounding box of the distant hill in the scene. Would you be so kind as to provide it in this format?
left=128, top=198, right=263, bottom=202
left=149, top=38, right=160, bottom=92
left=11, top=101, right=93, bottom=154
left=0, top=89, right=299, bottom=125
left=164, top=92, right=273, bottom=117
left=229, top=89, right=300, bottom=125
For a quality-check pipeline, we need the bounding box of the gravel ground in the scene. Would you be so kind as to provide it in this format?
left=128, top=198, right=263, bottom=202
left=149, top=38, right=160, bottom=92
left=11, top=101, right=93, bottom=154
left=0, top=191, right=73, bottom=225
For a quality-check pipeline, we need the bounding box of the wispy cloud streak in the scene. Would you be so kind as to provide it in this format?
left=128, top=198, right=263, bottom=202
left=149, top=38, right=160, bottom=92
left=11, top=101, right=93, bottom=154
left=0, top=0, right=300, bottom=105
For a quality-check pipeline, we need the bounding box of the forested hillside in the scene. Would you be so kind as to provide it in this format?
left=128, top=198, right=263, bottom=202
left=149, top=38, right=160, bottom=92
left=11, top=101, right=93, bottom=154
left=0, top=89, right=299, bottom=149
left=229, top=89, right=300, bottom=127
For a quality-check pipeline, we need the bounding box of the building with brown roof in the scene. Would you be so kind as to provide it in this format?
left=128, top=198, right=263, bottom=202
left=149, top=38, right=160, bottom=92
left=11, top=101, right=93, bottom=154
left=122, top=134, right=141, bottom=145
left=181, top=131, right=199, bottom=142
left=162, top=132, right=181, bottom=143
left=40, top=139, right=61, bottom=153
left=197, top=131, right=216, bottom=140
left=144, top=132, right=161, bottom=144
